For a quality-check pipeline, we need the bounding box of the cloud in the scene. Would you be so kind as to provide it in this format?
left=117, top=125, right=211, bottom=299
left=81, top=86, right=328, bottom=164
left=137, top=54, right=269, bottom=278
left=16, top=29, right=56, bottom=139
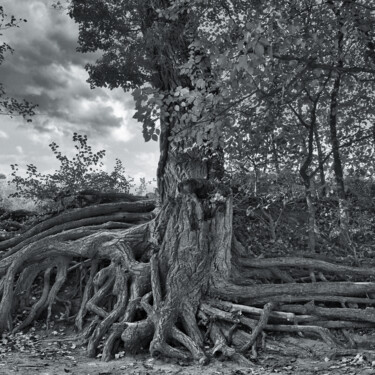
left=0, top=131, right=8, bottom=139
left=112, top=124, right=136, bottom=143
left=16, top=146, right=24, bottom=154
left=0, top=0, right=136, bottom=140
left=0, top=0, right=159, bottom=182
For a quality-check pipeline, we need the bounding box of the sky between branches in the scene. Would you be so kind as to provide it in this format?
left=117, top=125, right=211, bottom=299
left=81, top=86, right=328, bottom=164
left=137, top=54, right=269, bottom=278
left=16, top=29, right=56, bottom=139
left=0, top=0, right=158, bottom=184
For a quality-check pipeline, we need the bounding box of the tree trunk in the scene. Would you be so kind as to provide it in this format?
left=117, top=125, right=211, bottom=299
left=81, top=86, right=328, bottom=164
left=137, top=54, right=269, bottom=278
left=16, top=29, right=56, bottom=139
left=305, top=183, right=316, bottom=253
left=148, top=188, right=233, bottom=360
left=271, top=135, right=280, bottom=174
left=300, top=137, right=316, bottom=253
left=329, top=73, right=349, bottom=230
left=329, top=75, right=354, bottom=253
left=314, top=127, right=327, bottom=197
left=328, top=5, right=353, bottom=254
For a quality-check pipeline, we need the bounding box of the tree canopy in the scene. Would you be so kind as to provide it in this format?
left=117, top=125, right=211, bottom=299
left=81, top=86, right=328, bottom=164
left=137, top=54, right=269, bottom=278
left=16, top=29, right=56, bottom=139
left=69, top=0, right=375, bottom=166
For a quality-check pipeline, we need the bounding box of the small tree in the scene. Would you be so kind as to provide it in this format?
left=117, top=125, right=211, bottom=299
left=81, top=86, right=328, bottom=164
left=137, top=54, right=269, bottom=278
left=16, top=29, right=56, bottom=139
left=9, top=133, right=133, bottom=205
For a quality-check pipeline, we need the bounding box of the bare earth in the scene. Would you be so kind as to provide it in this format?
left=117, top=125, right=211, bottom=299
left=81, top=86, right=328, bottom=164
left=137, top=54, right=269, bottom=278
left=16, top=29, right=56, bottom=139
left=1, top=332, right=375, bottom=375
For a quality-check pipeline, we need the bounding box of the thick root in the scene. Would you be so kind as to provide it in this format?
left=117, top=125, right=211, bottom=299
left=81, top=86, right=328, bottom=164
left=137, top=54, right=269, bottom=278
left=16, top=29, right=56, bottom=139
left=2, top=194, right=375, bottom=364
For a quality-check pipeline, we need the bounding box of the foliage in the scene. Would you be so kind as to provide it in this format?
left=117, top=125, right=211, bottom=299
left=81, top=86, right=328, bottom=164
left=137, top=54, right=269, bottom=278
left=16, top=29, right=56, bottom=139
left=0, top=180, right=37, bottom=212
left=135, top=176, right=156, bottom=196
left=68, top=1, right=375, bottom=171
left=67, top=0, right=375, bottom=246
left=0, top=6, right=37, bottom=120
left=8, top=133, right=134, bottom=206
left=232, top=172, right=375, bottom=257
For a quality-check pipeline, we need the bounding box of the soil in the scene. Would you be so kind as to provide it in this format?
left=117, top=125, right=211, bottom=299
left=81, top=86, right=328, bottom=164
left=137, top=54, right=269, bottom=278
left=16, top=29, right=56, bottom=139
left=1, top=347, right=375, bottom=375
left=1, top=326, right=375, bottom=375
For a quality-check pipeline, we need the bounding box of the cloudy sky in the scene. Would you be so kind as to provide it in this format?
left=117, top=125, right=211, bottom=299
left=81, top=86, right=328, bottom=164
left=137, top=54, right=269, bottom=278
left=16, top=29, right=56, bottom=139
left=0, top=0, right=158, bottom=186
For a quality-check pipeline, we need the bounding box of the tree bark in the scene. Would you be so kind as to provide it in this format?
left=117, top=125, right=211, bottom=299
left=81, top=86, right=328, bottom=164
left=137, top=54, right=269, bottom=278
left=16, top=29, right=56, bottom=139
left=328, top=4, right=353, bottom=252
left=300, top=135, right=316, bottom=253
left=314, top=126, right=327, bottom=197
left=329, top=72, right=349, bottom=232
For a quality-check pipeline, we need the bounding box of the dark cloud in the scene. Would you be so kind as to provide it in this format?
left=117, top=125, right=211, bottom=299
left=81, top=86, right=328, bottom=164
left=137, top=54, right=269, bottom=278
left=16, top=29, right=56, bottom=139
left=2, top=1, right=94, bottom=69
left=0, top=0, right=127, bottom=137
left=0, top=0, right=159, bottom=184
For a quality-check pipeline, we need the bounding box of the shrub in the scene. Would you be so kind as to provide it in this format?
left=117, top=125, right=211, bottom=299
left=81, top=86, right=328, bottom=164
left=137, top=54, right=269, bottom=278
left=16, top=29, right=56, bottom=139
left=8, top=133, right=134, bottom=208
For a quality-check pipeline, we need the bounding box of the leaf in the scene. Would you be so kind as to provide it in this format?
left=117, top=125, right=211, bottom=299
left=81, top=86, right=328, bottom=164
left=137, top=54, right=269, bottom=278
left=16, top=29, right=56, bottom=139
left=151, top=134, right=158, bottom=141
left=132, top=88, right=142, bottom=98
left=196, top=78, right=206, bottom=89
left=254, top=43, right=264, bottom=57
left=237, top=55, right=248, bottom=70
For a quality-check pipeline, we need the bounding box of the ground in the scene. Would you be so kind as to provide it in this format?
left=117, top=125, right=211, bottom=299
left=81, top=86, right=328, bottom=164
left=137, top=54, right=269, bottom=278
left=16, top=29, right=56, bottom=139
left=2, top=352, right=374, bottom=375
left=1, top=325, right=375, bottom=375
left=1, top=344, right=375, bottom=375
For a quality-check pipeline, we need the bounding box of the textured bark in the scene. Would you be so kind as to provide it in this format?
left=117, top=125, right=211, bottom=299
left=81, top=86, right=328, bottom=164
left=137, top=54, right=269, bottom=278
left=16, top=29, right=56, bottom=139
left=143, top=180, right=232, bottom=361
left=1, top=211, right=154, bottom=260
left=1, top=201, right=375, bottom=361
left=240, top=302, right=275, bottom=352
left=328, top=6, right=353, bottom=252
left=314, top=127, right=327, bottom=197
left=0, top=200, right=155, bottom=253
left=294, top=81, right=326, bottom=253
left=238, top=257, right=375, bottom=277
left=212, top=280, right=375, bottom=302
left=329, top=72, right=350, bottom=239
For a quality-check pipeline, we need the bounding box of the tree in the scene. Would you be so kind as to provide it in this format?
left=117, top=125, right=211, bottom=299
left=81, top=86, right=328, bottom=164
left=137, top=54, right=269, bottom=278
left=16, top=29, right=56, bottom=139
left=0, top=6, right=36, bottom=120
left=222, top=0, right=375, bottom=253
left=2, top=0, right=375, bottom=364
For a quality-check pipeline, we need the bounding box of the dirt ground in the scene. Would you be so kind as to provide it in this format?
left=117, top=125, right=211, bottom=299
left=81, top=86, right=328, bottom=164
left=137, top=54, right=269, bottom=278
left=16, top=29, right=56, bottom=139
left=1, top=330, right=375, bottom=375
left=1, top=350, right=375, bottom=375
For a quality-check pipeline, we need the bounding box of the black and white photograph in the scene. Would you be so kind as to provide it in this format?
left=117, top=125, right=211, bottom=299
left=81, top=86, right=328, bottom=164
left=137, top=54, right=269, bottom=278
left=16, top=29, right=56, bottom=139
left=1, top=1, right=375, bottom=374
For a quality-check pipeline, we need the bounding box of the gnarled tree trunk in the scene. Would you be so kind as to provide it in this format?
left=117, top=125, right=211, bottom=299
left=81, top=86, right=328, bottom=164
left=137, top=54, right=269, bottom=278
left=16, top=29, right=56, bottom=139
left=144, top=108, right=233, bottom=359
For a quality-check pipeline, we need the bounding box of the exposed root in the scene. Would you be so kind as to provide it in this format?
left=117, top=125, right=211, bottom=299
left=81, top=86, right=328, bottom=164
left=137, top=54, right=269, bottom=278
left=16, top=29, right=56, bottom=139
left=12, top=259, right=51, bottom=313
left=250, top=294, right=375, bottom=306
left=2, top=194, right=375, bottom=364
left=209, top=321, right=252, bottom=366
left=265, top=324, right=340, bottom=347
left=76, top=260, right=99, bottom=330
left=207, top=299, right=296, bottom=322
left=87, top=266, right=129, bottom=357
left=13, top=267, right=53, bottom=333
left=280, top=302, right=375, bottom=324
left=0, top=200, right=156, bottom=257
left=238, top=256, right=375, bottom=278
left=240, top=302, right=275, bottom=353
left=140, top=255, right=207, bottom=362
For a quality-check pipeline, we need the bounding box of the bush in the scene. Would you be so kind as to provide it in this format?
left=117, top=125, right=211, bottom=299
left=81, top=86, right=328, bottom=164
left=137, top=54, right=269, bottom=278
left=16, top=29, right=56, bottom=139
left=8, top=133, right=134, bottom=208
left=0, top=180, right=37, bottom=212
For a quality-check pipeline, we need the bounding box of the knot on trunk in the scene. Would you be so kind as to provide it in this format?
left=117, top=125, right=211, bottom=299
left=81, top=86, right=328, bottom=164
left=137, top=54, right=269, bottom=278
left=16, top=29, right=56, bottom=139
left=178, top=179, right=231, bottom=200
